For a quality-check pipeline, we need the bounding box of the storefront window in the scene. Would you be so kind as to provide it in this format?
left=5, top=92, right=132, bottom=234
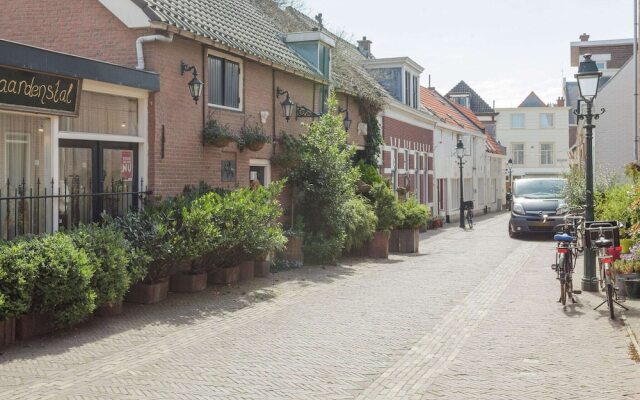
left=0, top=112, right=52, bottom=238
left=60, top=91, right=138, bottom=136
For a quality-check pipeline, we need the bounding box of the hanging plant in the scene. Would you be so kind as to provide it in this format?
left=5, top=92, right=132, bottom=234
left=202, top=118, right=237, bottom=147
left=238, top=122, right=272, bottom=151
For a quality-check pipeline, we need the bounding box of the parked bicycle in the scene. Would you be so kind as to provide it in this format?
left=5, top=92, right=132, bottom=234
left=563, top=207, right=585, bottom=254
left=552, top=230, right=581, bottom=306
left=463, top=200, right=474, bottom=229
left=585, top=221, right=628, bottom=320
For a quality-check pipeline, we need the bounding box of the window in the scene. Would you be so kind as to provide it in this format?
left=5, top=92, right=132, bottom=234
left=208, top=55, right=241, bottom=110
left=319, top=85, right=329, bottom=114
left=405, top=71, right=411, bottom=106
left=404, top=149, right=409, bottom=170
left=512, top=143, right=524, bottom=165
left=452, top=96, right=470, bottom=108
left=540, top=143, right=554, bottom=165
left=412, top=75, right=419, bottom=109
left=60, top=92, right=138, bottom=136
left=319, top=45, right=330, bottom=78
left=596, top=61, right=606, bottom=70
left=510, top=114, right=525, bottom=129
left=539, top=113, right=554, bottom=128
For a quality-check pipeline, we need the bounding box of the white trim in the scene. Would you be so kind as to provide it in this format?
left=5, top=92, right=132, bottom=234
left=362, top=57, right=424, bottom=74
left=249, top=158, right=271, bottom=185
left=98, top=0, right=151, bottom=28
left=570, top=38, right=634, bottom=47
left=4, top=132, right=31, bottom=187
left=51, top=117, right=59, bottom=232
left=207, top=49, right=244, bottom=112
left=82, top=80, right=149, bottom=99
left=284, top=31, right=336, bottom=48
left=58, top=132, right=145, bottom=143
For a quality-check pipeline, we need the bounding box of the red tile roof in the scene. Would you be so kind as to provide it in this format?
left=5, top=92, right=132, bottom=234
left=451, top=102, right=486, bottom=130
left=420, top=87, right=478, bottom=132
left=484, top=133, right=505, bottom=155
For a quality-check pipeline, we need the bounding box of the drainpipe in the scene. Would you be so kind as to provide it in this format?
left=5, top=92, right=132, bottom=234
left=135, top=33, right=174, bottom=70
left=635, top=0, right=638, bottom=161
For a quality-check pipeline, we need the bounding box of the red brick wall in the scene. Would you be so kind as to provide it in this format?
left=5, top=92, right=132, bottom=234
left=382, top=117, right=433, bottom=150
left=578, top=45, right=633, bottom=69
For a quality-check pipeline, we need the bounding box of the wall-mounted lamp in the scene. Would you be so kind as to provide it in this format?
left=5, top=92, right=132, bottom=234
left=338, top=107, right=352, bottom=131
left=276, top=86, right=323, bottom=121
left=180, top=61, right=203, bottom=104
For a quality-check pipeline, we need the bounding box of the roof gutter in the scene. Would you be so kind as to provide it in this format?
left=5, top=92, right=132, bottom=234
left=136, top=32, right=174, bottom=70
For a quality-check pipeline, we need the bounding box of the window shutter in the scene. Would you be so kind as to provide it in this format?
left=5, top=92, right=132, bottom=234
left=224, top=60, right=240, bottom=108
left=208, top=56, right=223, bottom=106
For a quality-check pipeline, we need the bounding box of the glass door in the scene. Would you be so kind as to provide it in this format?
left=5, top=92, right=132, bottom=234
left=59, top=140, right=138, bottom=228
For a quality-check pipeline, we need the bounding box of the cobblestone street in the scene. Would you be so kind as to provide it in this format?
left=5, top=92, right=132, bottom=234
left=0, top=213, right=639, bottom=399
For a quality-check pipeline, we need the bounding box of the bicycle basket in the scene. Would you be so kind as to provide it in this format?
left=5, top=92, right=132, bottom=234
left=584, top=221, right=620, bottom=249
left=463, top=201, right=474, bottom=210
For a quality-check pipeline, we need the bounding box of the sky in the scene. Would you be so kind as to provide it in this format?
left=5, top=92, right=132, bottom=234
left=302, top=0, right=635, bottom=108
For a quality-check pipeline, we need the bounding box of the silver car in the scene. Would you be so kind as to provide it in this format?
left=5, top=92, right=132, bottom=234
left=508, top=178, right=568, bottom=238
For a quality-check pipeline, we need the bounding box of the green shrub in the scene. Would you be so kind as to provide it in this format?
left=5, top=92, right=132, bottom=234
left=238, top=122, right=272, bottom=150
left=0, top=241, right=37, bottom=321
left=202, top=118, right=237, bottom=146
left=367, top=181, right=400, bottom=232
left=29, top=233, right=96, bottom=327
left=343, top=196, right=377, bottom=252
left=595, top=184, right=633, bottom=231
left=357, top=160, right=384, bottom=186
left=287, top=92, right=360, bottom=263
left=70, top=224, right=132, bottom=306
left=397, top=196, right=430, bottom=229
left=303, top=232, right=345, bottom=265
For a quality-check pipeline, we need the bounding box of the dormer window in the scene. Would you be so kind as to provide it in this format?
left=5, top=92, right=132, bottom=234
left=450, top=94, right=470, bottom=108
left=362, top=57, right=424, bottom=110
left=404, top=71, right=420, bottom=109
left=285, top=32, right=335, bottom=79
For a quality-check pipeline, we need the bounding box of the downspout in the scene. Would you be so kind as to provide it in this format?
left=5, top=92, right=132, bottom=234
left=135, top=33, right=174, bottom=70
left=635, top=0, right=638, bottom=161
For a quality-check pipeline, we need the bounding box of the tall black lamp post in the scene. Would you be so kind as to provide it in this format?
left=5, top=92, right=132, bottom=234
left=574, top=53, right=605, bottom=292
left=506, top=158, right=513, bottom=210
left=456, top=139, right=466, bottom=228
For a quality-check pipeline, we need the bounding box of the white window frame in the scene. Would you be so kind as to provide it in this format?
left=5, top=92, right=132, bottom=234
left=540, top=143, right=554, bottom=165
left=510, top=113, right=525, bottom=129
left=5, top=132, right=31, bottom=188
left=207, top=49, right=244, bottom=112
left=511, top=143, right=525, bottom=165
left=539, top=113, right=554, bottom=129
left=249, top=158, right=271, bottom=185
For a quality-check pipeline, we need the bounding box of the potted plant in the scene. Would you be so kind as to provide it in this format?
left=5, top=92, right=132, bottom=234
left=254, top=254, right=272, bottom=278
left=18, top=232, right=96, bottom=340
left=366, top=181, right=400, bottom=259
left=0, top=240, right=37, bottom=347
left=71, top=224, right=135, bottom=316
left=239, top=122, right=272, bottom=152
left=390, top=195, right=429, bottom=253
left=343, top=196, right=377, bottom=256
left=202, top=118, right=237, bottom=147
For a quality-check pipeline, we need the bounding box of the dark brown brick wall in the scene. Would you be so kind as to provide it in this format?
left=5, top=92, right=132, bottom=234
left=579, top=44, right=633, bottom=69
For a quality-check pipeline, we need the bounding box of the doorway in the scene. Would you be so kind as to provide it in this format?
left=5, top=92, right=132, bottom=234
left=58, top=140, right=138, bottom=228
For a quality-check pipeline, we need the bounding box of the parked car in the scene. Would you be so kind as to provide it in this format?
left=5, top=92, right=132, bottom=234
left=508, top=178, right=568, bottom=238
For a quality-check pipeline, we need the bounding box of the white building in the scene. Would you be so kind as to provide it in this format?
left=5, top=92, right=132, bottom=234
left=496, top=92, right=570, bottom=178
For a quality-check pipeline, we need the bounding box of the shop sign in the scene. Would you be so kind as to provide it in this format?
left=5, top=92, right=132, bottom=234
left=121, top=150, right=133, bottom=182
left=0, top=65, right=81, bottom=116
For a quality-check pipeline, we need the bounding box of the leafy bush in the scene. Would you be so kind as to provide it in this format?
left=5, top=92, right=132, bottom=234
left=70, top=224, right=133, bottom=306
left=343, top=196, right=377, bottom=252
left=595, top=184, right=633, bottom=234
left=367, top=181, right=400, bottom=232
left=358, top=160, right=384, bottom=186
left=106, top=208, right=179, bottom=283
left=271, top=258, right=303, bottom=273
left=397, top=196, right=430, bottom=229
left=287, top=92, right=360, bottom=264
left=302, top=232, right=345, bottom=265
left=271, top=133, right=303, bottom=169
left=29, top=233, right=96, bottom=327
left=0, top=241, right=37, bottom=321
left=238, top=122, right=272, bottom=150
left=202, top=118, right=237, bottom=146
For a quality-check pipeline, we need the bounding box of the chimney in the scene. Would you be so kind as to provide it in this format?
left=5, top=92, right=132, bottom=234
left=580, top=33, right=590, bottom=42
left=556, top=96, right=565, bottom=107
left=357, top=36, right=372, bottom=58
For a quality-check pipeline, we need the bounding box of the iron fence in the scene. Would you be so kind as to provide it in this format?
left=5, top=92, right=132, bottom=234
left=0, top=178, right=152, bottom=240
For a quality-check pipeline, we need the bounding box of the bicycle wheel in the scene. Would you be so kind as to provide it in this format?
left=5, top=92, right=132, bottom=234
left=606, top=283, right=615, bottom=319
left=467, top=211, right=473, bottom=229
left=558, top=254, right=566, bottom=305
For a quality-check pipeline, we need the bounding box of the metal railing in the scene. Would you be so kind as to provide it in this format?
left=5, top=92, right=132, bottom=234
left=0, top=178, right=152, bottom=240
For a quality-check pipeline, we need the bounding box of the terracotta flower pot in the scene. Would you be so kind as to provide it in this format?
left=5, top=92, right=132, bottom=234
left=16, top=313, right=54, bottom=341
left=125, top=279, right=169, bottom=305
left=170, top=272, right=208, bottom=293
left=278, top=236, right=303, bottom=263
left=254, top=260, right=271, bottom=277
left=209, top=265, right=240, bottom=285
left=368, top=231, right=390, bottom=259
left=0, top=318, right=16, bottom=348
left=246, top=141, right=266, bottom=151
left=238, top=261, right=255, bottom=281
left=390, top=229, right=419, bottom=253
left=210, top=137, right=234, bottom=147
left=96, top=300, right=124, bottom=317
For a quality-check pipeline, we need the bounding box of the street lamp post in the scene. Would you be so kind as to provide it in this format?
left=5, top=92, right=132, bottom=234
left=574, top=54, right=605, bottom=292
left=456, top=139, right=466, bottom=228
left=506, top=158, right=513, bottom=210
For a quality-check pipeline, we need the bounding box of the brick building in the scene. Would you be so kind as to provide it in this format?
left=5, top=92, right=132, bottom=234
left=0, top=0, right=389, bottom=234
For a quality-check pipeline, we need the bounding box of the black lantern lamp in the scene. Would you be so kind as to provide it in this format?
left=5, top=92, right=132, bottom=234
left=338, top=107, right=352, bottom=131
left=180, top=61, right=203, bottom=104
left=276, top=87, right=295, bottom=121
left=456, top=139, right=466, bottom=229
left=574, top=53, right=606, bottom=292
left=575, top=54, right=602, bottom=103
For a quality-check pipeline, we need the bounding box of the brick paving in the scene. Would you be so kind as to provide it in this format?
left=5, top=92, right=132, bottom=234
left=0, top=213, right=638, bottom=399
